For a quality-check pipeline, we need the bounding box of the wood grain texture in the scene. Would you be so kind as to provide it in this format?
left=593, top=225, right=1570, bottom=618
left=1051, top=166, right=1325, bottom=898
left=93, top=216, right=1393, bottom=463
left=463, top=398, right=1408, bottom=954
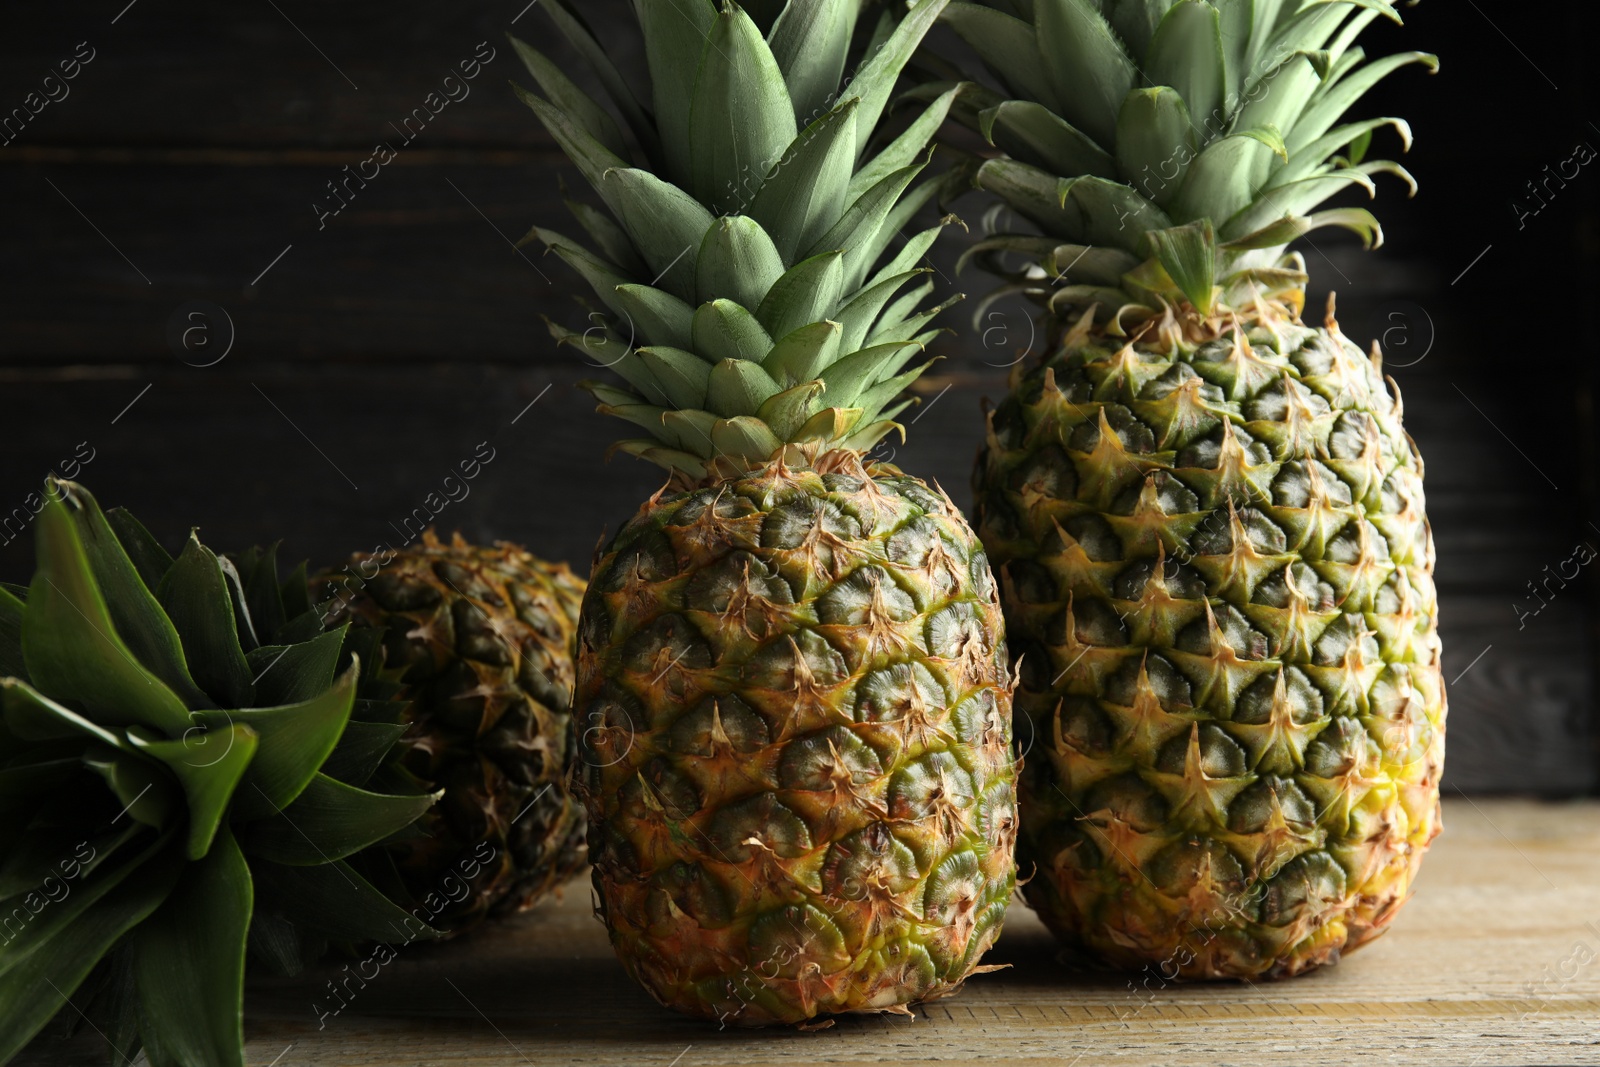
left=0, top=2, right=639, bottom=150
left=0, top=0, right=1594, bottom=793
left=19, top=800, right=1600, bottom=1066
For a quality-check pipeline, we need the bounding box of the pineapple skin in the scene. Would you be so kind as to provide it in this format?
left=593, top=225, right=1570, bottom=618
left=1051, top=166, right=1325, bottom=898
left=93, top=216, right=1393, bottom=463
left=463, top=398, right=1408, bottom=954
left=974, top=304, right=1444, bottom=979
left=323, top=532, right=588, bottom=933
left=577, top=454, right=1017, bottom=1025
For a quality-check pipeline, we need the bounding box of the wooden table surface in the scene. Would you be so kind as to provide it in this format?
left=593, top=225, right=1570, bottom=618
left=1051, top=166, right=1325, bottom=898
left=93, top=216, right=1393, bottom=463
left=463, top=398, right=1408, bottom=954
left=24, top=799, right=1600, bottom=1067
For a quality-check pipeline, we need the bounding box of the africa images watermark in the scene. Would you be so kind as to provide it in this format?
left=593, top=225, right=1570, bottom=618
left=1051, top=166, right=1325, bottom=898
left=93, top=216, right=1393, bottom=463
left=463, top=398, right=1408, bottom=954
left=1519, top=918, right=1600, bottom=1023
left=1118, top=855, right=1298, bottom=1015
left=311, top=440, right=499, bottom=618
left=1125, top=40, right=1298, bottom=210
left=313, top=41, right=498, bottom=230
left=0, top=442, right=97, bottom=549
left=1512, top=136, right=1595, bottom=232
left=0, top=841, right=97, bottom=946
left=1515, top=538, right=1595, bottom=630
left=313, top=841, right=500, bottom=1029
left=0, top=40, right=97, bottom=148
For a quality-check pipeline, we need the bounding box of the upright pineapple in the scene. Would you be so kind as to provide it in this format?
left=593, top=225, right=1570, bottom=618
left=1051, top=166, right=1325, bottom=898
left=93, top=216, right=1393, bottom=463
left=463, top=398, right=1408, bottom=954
left=514, top=0, right=1016, bottom=1025
left=945, top=0, right=1443, bottom=977
left=317, top=532, right=588, bottom=934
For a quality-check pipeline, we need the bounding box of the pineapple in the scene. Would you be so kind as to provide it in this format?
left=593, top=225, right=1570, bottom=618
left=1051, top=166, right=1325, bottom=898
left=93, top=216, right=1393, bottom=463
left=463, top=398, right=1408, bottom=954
left=514, top=0, right=1016, bottom=1025
left=0, top=481, right=439, bottom=1067
left=316, top=532, right=588, bottom=934
left=945, top=0, right=1443, bottom=978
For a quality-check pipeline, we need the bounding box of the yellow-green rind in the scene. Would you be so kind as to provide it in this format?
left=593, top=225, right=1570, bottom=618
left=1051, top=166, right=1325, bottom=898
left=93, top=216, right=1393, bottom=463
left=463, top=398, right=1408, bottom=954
left=578, top=454, right=1016, bottom=1024
left=974, top=304, right=1443, bottom=978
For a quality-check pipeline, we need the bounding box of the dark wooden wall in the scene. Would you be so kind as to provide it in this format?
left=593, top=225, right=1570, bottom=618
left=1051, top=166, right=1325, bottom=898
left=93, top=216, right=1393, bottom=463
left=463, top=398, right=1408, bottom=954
left=1, top=1, right=1595, bottom=793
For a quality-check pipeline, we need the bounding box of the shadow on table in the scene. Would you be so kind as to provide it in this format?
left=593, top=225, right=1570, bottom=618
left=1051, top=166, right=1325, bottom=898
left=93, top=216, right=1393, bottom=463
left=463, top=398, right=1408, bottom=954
left=243, top=896, right=1159, bottom=1044
left=21, top=893, right=1281, bottom=1064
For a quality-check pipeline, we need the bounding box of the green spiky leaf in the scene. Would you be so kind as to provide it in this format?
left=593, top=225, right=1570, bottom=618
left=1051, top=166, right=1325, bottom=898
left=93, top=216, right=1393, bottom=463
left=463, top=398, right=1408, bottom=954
left=639, top=347, right=713, bottom=410
left=1034, top=0, right=1135, bottom=147
left=693, top=300, right=775, bottom=365
left=521, top=0, right=955, bottom=471
left=246, top=625, right=343, bottom=708
left=707, top=359, right=784, bottom=418
left=749, top=99, right=860, bottom=261
left=689, top=4, right=798, bottom=215
left=635, top=0, right=715, bottom=185
left=193, top=663, right=359, bottom=821
left=128, top=724, right=258, bottom=861
left=1146, top=1, right=1226, bottom=136
left=697, top=216, right=787, bottom=311
left=508, top=35, right=628, bottom=158
left=1146, top=219, right=1219, bottom=315
left=842, top=0, right=953, bottom=145
left=0, top=847, right=179, bottom=1066
left=246, top=774, right=441, bottom=866
left=762, top=321, right=845, bottom=387
left=768, top=0, right=855, bottom=125
left=0, top=481, right=433, bottom=1067
left=250, top=857, right=441, bottom=944
left=1115, top=88, right=1197, bottom=209
left=601, top=169, right=716, bottom=303
left=129, top=825, right=251, bottom=1067
left=612, top=285, right=695, bottom=351
left=944, top=3, right=1064, bottom=115
left=104, top=508, right=174, bottom=596
left=539, top=0, right=658, bottom=159
left=158, top=535, right=255, bottom=709
left=981, top=99, right=1119, bottom=182
left=756, top=251, right=847, bottom=341
left=23, top=492, right=190, bottom=734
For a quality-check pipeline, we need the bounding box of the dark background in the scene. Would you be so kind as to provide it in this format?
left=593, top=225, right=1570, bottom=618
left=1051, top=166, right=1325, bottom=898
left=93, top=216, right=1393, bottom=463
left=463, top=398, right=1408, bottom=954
left=0, top=1, right=1595, bottom=793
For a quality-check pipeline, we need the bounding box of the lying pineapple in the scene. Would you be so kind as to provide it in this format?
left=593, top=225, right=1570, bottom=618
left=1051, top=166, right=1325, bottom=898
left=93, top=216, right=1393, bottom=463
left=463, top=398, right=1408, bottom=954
left=317, top=531, right=587, bottom=934
left=0, top=481, right=438, bottom=1067
left=515, top=0, right=1016, bottom=1025
left=944, top=0, right=1444, bottom=977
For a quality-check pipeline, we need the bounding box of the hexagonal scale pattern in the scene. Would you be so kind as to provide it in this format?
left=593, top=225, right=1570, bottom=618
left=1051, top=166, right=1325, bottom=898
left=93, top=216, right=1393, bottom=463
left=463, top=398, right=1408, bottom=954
left=974, top=308, right=1444, bottom=979
left=579, top=455, right=1017, bottom=1024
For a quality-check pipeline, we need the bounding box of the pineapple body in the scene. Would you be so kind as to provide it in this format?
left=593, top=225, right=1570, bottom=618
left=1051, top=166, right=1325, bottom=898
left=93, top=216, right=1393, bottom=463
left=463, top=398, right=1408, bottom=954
left=975, top=305, right=1443, bottom=978
left=515, top=0, right=1018, bottom=1021
left=324, top=532, right=588, bottom=932
left=578, top=454, right=1016, bottom=1024
left=939, top=0, right=1443, bottom=976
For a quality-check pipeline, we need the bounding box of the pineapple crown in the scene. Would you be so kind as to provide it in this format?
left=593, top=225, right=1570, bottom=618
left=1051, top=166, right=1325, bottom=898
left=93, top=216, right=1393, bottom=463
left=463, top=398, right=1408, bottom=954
left=933, top=0, right=1437, bottom=319
left=514, top=0, right=962, bottom=481
left=0, top=480, right=438, bottom=1067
